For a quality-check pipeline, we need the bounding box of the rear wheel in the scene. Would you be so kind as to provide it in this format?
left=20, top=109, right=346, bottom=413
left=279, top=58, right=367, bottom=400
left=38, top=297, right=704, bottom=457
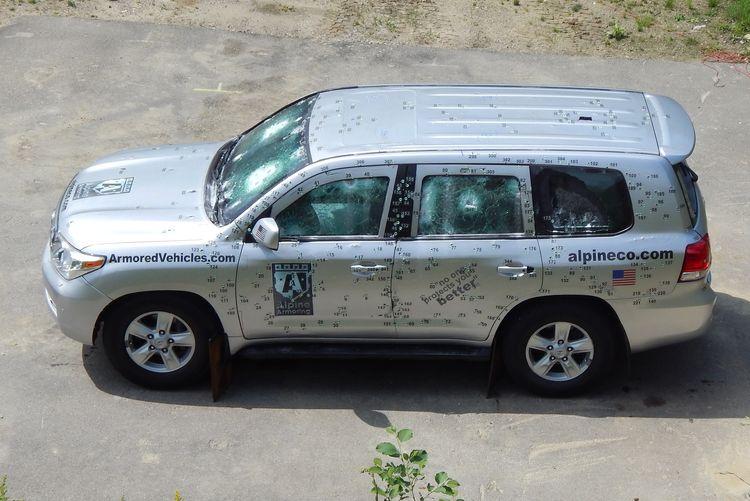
left=501, top=303, right=615, bottom=396
left=102, top=296, right=211, bottom=389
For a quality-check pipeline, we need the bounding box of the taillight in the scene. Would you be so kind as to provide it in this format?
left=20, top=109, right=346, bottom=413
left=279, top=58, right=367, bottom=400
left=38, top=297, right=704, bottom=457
left=679, top=234, right=711, bottom=282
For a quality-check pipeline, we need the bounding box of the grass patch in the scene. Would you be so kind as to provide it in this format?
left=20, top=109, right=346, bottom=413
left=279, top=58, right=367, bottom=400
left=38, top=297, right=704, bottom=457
left=727, top=0, right=750, bottom=33
left=708, top=0, right=719, bottom=8
left=257, top=2, right=296, bottom=15
left=665, top=0, right=675, bottom=9
left=607, top=21, right=628, bottom=39
left=636, top=14, right=655, bottom=31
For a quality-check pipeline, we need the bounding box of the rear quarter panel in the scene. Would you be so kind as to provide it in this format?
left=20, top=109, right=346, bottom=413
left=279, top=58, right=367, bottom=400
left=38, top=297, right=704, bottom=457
left=536, top=154, right=701, bottom=322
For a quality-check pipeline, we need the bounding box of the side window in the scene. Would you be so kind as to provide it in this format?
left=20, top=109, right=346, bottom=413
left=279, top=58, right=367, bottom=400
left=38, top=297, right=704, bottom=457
left=418, top=175, right=524, bottom=236
left=276, top=177, right=389, bottom=238
left=531, top=165, right=632, bottom=235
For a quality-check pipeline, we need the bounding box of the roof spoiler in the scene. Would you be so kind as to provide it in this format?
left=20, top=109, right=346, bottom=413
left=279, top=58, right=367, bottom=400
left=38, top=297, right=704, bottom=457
left=643, top=93, right=696, bottom=165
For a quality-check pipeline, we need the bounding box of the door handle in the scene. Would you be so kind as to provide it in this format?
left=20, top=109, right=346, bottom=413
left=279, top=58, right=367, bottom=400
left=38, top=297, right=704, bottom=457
left=497, top=265, right=535, bottom=278
left=351, top=264, right=388, bottom=277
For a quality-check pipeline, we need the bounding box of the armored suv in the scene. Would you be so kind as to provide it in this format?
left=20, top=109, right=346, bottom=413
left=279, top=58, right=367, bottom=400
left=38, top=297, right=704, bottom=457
left=43, top=85, right=715, bottom=395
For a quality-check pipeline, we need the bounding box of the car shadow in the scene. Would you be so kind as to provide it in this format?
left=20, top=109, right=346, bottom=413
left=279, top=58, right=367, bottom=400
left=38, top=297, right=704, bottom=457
left=82, top=292, right=750, bottom=423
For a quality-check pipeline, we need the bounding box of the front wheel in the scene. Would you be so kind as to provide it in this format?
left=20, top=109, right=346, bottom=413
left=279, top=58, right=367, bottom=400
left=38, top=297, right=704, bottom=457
left=102, top=297, right=211, bottom=389
left=501, top=303, right=615, bottom=396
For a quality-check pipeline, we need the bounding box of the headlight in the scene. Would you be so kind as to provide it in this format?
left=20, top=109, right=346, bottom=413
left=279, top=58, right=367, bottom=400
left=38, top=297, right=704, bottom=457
left=49, top=233, right=105, bottom=280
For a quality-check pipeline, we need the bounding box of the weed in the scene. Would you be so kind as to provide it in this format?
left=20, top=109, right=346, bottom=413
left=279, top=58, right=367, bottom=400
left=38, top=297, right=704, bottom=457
left=708, top=0, right=719, bottom=8
left=727, top=0, right=750, bottom=33
left=513, top=0, right=521, bottom=5
left=685, top=35, right=699, bottom=46
left=572, top=3, right=582, bottom=12
left=0, top=476, right=22, bottom=501
left=687, top=0, right=694, bottom=10
left=665, top=0, right=675, bottom=9
left=607, top=22, right=628, bottom=39
left=67, top=0, right=76, bottom=7
left=363, top=426, right=463, bottom=501
left=636, top=14, right=655, bottom=30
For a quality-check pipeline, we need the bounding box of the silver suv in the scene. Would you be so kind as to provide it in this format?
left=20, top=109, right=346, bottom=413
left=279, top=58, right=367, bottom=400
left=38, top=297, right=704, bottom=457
left=43, top=85, right=715, bottom=395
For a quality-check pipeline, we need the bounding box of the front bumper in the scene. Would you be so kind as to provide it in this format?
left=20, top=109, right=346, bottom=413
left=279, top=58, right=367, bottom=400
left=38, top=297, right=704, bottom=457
left=610, top=277, right=717, bottom=353
left=42, top=245, right=111, bottom=345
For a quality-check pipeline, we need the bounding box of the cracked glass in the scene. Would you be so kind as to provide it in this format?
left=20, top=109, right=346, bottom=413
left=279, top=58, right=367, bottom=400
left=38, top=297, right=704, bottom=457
left=418, top=175, right=523, bottom=235
left=531, top=165, right=632, bottom=235
left=218, top=95, right=317, bottom=223
left=277, top=177, right=389, bottom=237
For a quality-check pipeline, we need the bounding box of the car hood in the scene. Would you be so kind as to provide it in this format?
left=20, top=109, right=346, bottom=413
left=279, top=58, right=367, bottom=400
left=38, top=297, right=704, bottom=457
left=56, top=142, right=225, bottom=249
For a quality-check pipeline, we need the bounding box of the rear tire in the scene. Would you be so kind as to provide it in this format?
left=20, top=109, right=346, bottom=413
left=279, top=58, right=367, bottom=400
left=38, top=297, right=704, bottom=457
left=102, top=296, right=211, bottom=389
left=501, top=302, right=615, bottom=396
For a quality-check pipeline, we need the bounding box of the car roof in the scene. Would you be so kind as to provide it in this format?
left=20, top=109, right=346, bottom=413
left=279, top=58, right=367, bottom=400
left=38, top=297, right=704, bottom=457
left=307, top=85, right=695, bottom=165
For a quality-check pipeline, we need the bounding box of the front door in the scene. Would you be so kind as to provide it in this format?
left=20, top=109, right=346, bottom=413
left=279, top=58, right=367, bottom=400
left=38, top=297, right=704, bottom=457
left=236, top=166, right=397, bottom=339
left=391, top=164, right=543, bottom=341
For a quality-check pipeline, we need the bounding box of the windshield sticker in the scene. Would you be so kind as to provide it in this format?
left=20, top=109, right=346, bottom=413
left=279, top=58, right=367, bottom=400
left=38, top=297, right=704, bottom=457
left=272, top=263, right=314, bottom=316
left=73, top=177, right=134, bottom=199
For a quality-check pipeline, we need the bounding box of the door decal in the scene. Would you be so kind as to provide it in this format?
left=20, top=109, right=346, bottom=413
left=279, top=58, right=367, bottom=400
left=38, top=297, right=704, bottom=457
left=272, top=263, right=314, bottom=316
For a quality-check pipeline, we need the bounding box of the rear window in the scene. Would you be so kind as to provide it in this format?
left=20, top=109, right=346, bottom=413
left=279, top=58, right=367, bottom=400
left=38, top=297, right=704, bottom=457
left=531, top=165, right=632, bottom=235
left=673, top=163, right=699, bottom=226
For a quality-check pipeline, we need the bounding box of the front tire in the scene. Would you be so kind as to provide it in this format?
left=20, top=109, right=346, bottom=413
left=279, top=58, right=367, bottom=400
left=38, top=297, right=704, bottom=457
left=102, top=296, right=211, bottom=389
left=501, top=303, right=615, bottom=396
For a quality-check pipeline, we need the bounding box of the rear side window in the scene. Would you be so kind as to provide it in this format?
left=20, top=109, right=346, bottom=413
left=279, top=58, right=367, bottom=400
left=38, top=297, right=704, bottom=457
left=531, top=166, right=632, bottom=235
left=673, top=163, right=699, bottom=226
left=418, top=175, right=523, bottom=236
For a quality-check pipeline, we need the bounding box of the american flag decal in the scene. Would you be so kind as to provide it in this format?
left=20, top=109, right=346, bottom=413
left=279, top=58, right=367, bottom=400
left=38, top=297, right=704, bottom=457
left=612, top=269, right=637, bottom=286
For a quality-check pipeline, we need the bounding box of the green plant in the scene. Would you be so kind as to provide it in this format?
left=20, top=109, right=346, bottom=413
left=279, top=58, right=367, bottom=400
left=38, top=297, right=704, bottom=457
left=0, top=476, right=22, bottom=501
left=513, top=0, right=521, bottom=5
left=708, top=0, right=719, bottom=9
left=67, top=0, right=76, bottom=7
left=727, top=0, right=750, bottom=33
left=665, top=0, right=675, bottom=9
left=362, top=426, right=463, bottom=501
left=607, top=22, right=629, bottom=39
left=636, top=14, right=655, bottom=31
left=572, top=2, right=583, bottom=12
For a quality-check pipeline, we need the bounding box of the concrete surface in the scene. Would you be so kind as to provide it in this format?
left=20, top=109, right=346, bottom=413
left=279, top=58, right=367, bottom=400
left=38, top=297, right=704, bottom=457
left=1, top=15, right=749, bottom=501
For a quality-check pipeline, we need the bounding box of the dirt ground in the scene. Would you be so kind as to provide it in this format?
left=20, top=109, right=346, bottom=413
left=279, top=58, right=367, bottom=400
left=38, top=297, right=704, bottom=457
left=1, top=0, right=749, bottom=61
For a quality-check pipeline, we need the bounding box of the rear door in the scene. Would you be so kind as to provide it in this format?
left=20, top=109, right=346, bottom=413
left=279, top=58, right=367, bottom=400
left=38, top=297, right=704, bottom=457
left=391, top=164, right=543, bottom=341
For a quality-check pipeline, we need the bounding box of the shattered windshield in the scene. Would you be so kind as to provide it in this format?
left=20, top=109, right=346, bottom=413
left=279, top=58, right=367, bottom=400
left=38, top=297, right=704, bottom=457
left=216, top=94, right=317, bottom=224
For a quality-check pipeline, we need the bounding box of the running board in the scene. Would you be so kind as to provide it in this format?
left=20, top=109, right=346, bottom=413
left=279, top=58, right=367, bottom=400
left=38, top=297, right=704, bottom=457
left=235, top=342, right=492, bottom=361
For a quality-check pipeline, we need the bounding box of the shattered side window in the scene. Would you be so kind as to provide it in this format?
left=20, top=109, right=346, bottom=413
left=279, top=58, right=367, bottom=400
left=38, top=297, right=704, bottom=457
left=418, top=175, right=523, bottom=235
left=530, top=165, right=632, bottom=235
left=217, top=95, right=317, bottom=223
left=277, top=177, right=389, bottom=237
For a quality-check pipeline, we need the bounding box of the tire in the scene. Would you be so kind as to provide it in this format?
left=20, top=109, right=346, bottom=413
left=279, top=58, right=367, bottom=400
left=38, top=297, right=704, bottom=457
left=501, top=302, right=615, bottom=396
left=102, top=296, right=212, bottom=389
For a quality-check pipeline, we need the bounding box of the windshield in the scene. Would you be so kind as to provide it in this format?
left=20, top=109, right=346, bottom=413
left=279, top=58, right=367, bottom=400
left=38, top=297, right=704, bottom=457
left=216, top=94, right=317, bottom=223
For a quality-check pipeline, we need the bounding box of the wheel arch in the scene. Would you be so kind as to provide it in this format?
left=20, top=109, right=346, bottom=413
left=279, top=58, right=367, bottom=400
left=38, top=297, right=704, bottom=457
left=493, top=295, right=631, bottom=362
left=93, top=290, right=226, bottom=345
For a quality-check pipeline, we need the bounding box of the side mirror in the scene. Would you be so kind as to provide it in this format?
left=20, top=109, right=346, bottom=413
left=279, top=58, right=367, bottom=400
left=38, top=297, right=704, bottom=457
left=250, top=217, right=279, bottom=250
